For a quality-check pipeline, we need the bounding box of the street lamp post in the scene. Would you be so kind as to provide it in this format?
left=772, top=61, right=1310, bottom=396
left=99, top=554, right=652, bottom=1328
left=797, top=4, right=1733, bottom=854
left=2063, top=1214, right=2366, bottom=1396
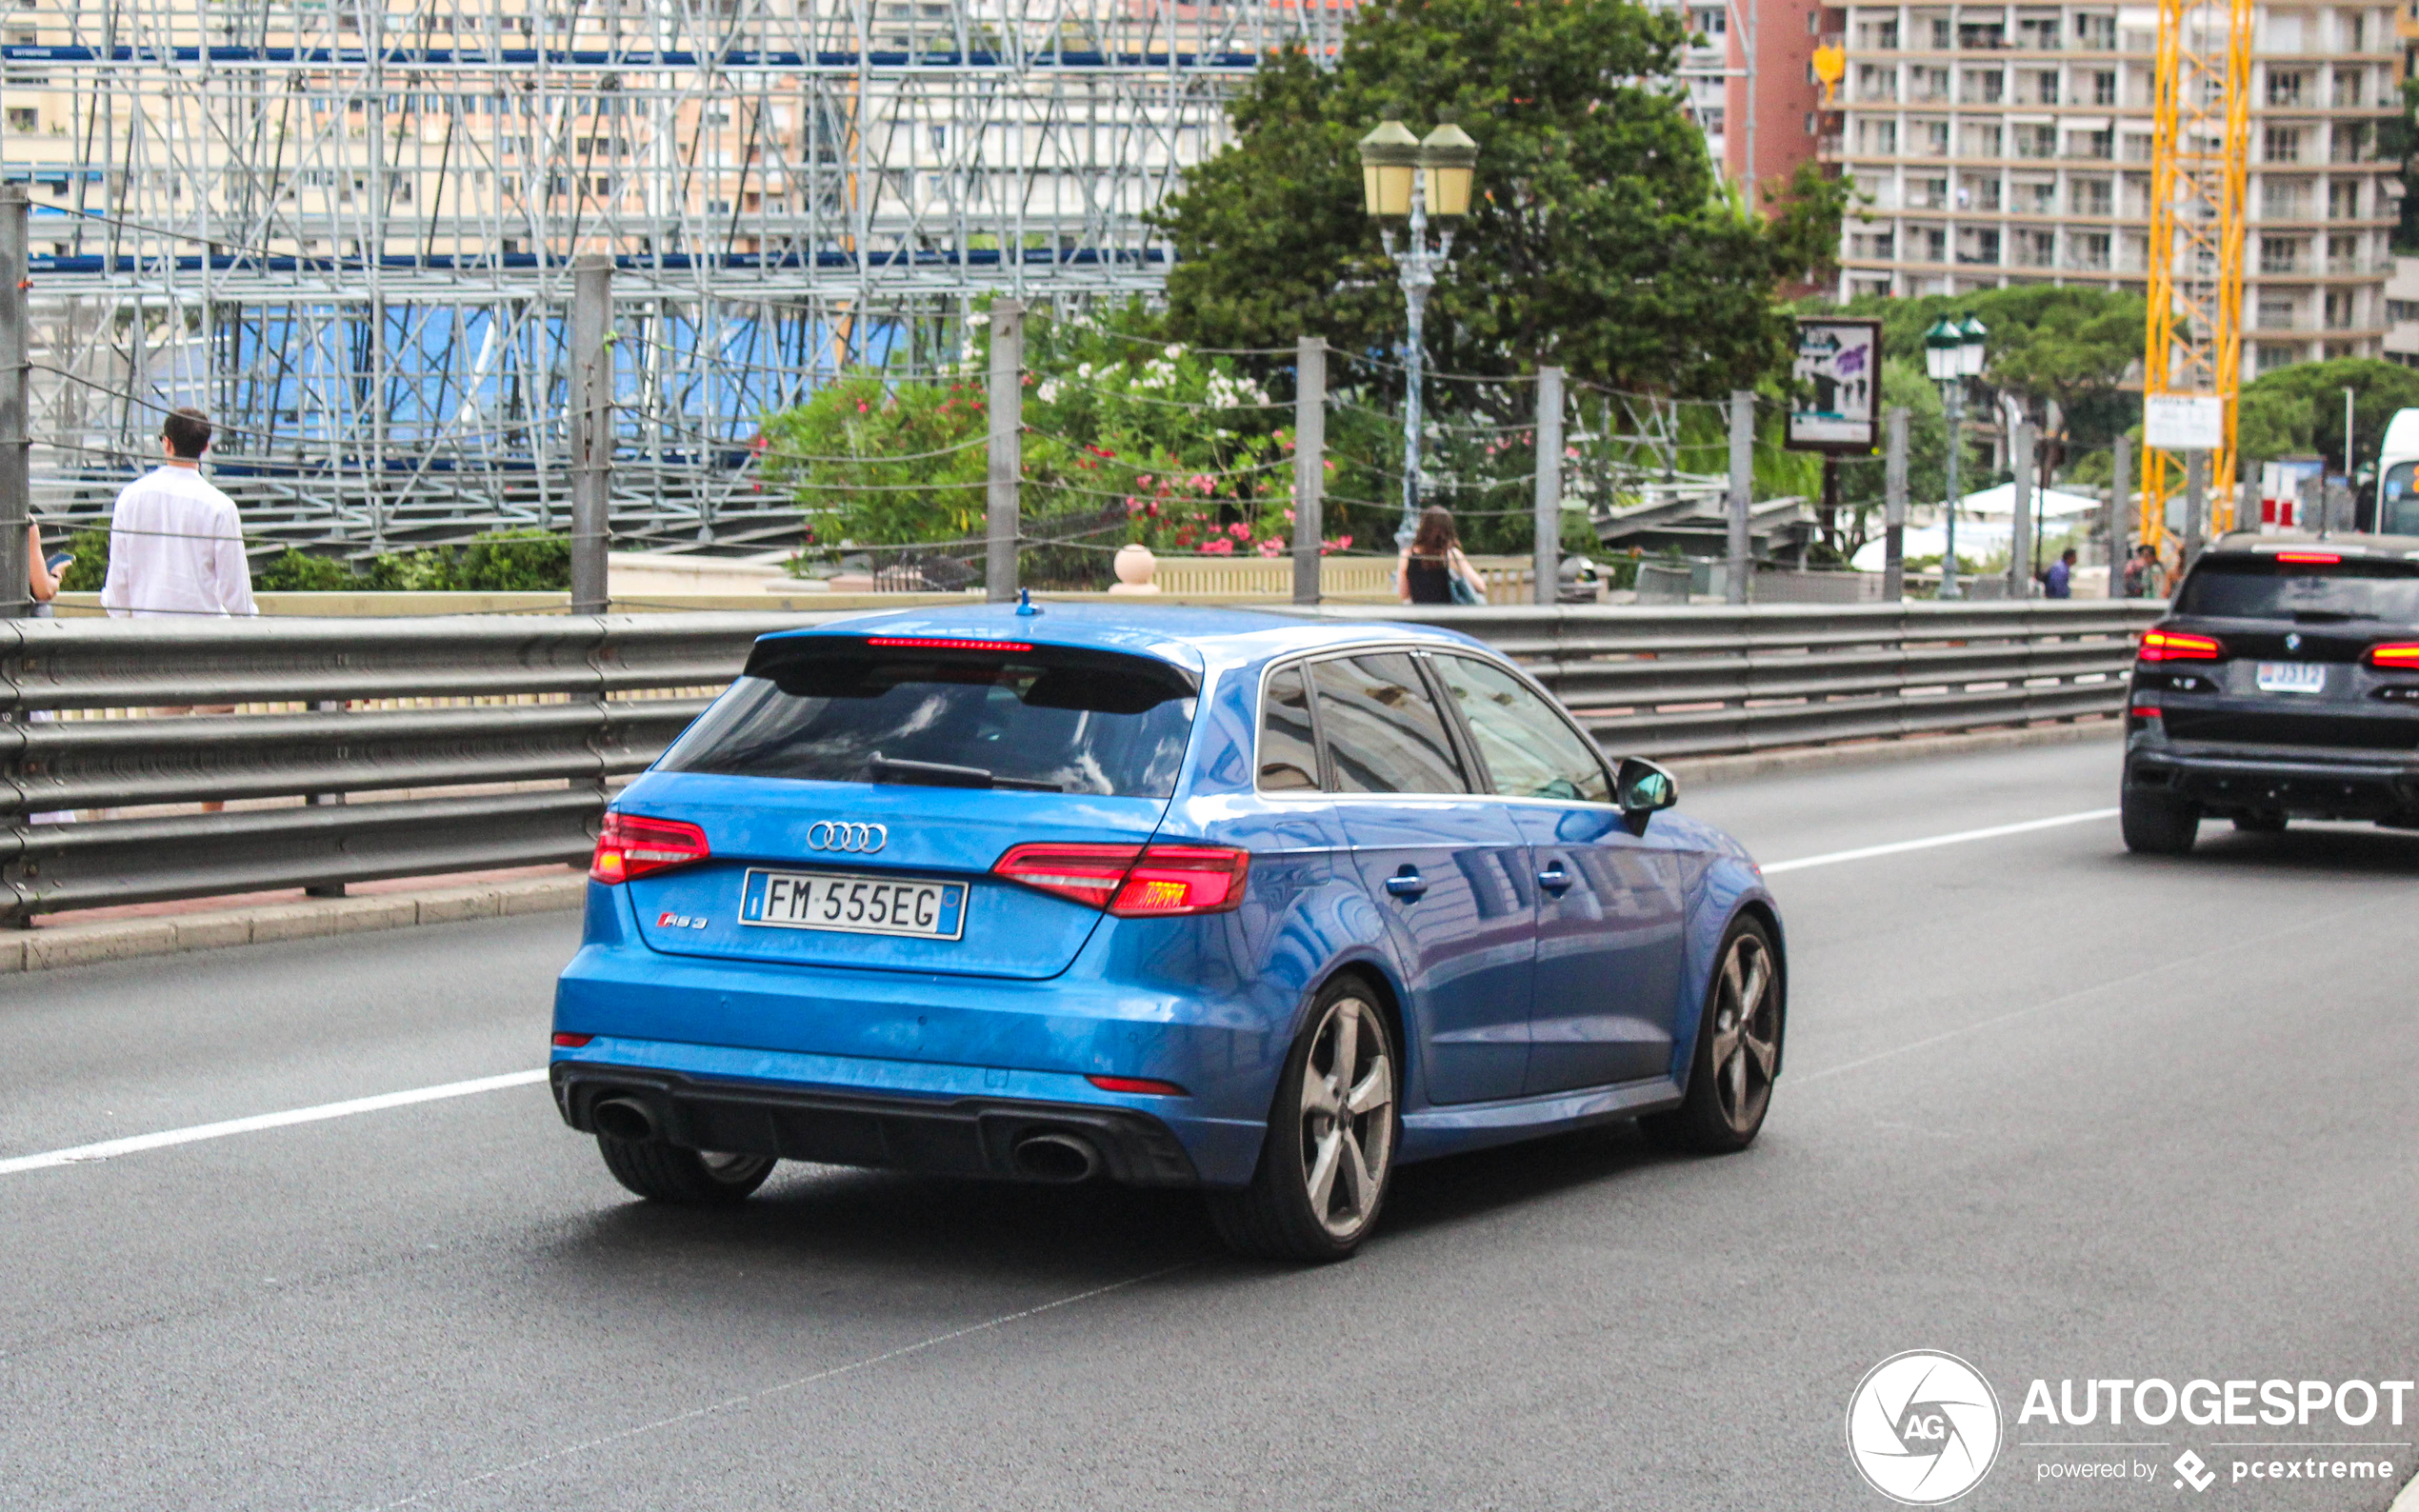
left=1923, top=314, right=1989, bottom=600
left=1358, top=120, right=1478, bottom=546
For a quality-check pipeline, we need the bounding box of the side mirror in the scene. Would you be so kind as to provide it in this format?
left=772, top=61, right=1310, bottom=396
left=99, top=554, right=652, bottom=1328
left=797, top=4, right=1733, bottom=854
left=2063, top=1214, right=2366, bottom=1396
left=1614, top=756, right=1679, bottom=836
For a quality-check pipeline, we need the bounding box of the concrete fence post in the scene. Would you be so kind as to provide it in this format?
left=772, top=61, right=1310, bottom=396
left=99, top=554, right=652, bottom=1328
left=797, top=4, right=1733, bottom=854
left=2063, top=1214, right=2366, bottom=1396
left=2009, top=418, right=2034, bottom=600
left=1291, top=336, right=1325, bottom=607
left=1883, top=405, right=1908, bottom=602
left=1532, top=366, right=1565, bottom=607
left=986, top=301, right=1025, bottom=604
left=2109, top=435, right=2132, bottom=598
left=1726, top=390, right=1753, bottom=606
left=569, top=254, right=613, bottom=615
left=0, top=184, right=30, bottom=620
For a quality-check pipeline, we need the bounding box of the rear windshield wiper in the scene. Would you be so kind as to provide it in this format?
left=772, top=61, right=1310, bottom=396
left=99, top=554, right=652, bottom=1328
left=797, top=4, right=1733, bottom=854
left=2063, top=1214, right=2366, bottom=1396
left=867, top=753, right=1062, bottom=792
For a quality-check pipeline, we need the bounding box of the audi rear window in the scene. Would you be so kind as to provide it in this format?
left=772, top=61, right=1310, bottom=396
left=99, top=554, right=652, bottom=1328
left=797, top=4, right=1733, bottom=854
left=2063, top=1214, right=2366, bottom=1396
left=2174, top=555, right=2419, bottom=624
left=656, top=639, right=1198, bottom=797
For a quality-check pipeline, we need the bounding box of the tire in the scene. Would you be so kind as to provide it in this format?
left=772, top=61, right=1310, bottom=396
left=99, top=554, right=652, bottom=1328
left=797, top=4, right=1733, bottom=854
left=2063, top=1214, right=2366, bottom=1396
left=2232, top=809, right=2288, bottom=834
left=2121, top=786, right=2202, bottom=855
left=597, top=1135, right=776, bottom=1205
left=1644, top=916, right=1783, bottom=1155
left=1207, top=978, right=1399, bottom=1263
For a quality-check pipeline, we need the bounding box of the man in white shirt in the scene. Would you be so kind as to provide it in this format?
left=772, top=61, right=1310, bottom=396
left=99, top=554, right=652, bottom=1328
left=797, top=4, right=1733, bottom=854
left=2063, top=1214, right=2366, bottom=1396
left=99, top=407, right=257, bottom=619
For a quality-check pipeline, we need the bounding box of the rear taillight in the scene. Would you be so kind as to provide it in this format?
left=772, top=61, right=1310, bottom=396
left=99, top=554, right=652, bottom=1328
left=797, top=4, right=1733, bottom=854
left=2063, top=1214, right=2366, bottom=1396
left=1112, top=846, right=1251, bottom=916
left=2366, top=642, right=2419, bottom=670
left=2139, top=628, right=2226, bottom=663
left=991, top=843, right=1250, bottom=917
left=590, top=812, right=710, bottom=885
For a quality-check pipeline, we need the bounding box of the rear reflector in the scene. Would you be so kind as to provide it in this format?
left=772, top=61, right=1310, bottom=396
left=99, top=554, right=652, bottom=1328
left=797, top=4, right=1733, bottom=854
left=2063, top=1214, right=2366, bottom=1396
left=865, top=636, right=1034, bottom=653
left=991, top=842, right=1250, bottom=917
left=2138, top=628, right=2225, bottom=663
left=552, top=1032, right=593, bottom=1048
left=2367, top=642, right=2419, bottom=669
left=2129, top=706, right=2162, bottom=720
left=1087, top=1074, right=1190, bottom=1096
left=2274, top=550, right=2343, bottom=565
left=590, top=811, right=710, bottom=885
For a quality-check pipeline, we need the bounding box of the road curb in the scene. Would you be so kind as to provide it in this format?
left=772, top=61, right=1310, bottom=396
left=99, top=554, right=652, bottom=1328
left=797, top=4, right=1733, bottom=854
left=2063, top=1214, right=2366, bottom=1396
left=0, top=875, right=586, bottom=975
left=1665, top=717, right=2121, bottom=787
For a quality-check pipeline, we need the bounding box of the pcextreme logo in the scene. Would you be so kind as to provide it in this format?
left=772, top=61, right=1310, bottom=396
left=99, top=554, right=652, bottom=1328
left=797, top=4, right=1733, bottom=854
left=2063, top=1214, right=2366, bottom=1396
left=1847, top=1351, right=2006, bottom=1505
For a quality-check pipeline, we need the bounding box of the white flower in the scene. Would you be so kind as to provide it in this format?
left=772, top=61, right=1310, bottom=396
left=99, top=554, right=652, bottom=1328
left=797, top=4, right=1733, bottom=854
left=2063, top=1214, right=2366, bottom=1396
left=1076, top=362, right=1095, bottom=380
left=1036, top=379, right=1062, bottom=404
left=1164, top=343, right=1184, bottom=360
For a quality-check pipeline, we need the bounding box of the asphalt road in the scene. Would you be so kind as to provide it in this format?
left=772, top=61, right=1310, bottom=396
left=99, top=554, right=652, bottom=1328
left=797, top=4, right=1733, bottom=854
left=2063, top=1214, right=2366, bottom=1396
left=5, top=735, right=2418, bottom=1511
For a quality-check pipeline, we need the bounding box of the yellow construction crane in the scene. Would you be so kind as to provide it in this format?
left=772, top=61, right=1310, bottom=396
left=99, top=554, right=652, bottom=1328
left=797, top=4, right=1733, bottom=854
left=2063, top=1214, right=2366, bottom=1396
left=2142, top=0, right=2252, bottom=548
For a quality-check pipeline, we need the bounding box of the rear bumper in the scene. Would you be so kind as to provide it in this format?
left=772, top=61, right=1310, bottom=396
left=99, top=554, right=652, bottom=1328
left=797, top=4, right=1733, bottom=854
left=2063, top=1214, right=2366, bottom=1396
left=2126, top=742, right=2419, bottom=819
left=550, top=1034, right=1261, bottom=1184
left=552, top=1055, right=1203, bottom=1186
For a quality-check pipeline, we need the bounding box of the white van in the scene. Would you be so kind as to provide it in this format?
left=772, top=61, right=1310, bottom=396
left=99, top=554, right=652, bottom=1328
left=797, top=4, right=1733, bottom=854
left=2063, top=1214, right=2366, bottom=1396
left=2373, top=408, right=2419, bottom=533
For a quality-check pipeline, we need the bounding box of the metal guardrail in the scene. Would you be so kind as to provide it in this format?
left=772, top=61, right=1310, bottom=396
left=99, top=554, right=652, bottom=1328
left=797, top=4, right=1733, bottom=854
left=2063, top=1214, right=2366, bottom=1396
left=0, top=602, right=2163, bottom=921
left=1345, top=601, right=2165, bottom=758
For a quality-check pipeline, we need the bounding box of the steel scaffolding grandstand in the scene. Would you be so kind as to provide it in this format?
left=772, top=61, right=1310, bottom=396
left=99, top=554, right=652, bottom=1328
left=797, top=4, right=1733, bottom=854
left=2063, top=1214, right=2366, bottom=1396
left=4, top=1, right=1344, bottom=554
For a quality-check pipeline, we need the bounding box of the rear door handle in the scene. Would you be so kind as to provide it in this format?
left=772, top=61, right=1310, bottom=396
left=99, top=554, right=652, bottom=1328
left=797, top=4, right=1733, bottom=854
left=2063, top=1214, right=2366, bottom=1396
left=1537, top=864, right=1573, bottom=893
left=1384, top=870, right=1428, bottom=899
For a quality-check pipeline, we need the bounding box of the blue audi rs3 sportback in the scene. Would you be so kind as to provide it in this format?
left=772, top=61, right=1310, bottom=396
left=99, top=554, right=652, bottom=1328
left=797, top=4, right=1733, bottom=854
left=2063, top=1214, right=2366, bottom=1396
left=550, top=604, right=1785, bottom=1261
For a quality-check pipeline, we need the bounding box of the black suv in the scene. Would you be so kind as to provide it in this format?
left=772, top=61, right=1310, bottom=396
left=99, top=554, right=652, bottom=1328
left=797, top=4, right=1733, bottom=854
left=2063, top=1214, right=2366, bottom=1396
left=2123, top=532, right=2419, bottom=854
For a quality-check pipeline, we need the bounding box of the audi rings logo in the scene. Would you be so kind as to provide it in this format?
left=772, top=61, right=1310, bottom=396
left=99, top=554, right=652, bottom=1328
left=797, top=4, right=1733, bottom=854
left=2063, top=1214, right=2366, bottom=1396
left=806, top=821, right=888, bottom=853
left=1847, top=1351, right=2003, bottom=1505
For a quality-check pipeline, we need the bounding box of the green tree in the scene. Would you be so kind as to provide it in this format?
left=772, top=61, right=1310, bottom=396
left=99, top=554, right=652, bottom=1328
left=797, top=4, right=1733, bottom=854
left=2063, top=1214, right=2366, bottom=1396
left=1835, top=284, right=2147, bottom=463
left=2234, top=357, right=2419, bottom=475
left=1149, top=0, right=1844, bottom=401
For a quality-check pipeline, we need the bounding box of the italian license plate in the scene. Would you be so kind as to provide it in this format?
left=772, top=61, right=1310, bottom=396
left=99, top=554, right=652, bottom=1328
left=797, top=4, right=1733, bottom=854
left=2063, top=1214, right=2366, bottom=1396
left=739, top=868, right=968, bottom=940
left=2255, top=661, right=2328, bottom=694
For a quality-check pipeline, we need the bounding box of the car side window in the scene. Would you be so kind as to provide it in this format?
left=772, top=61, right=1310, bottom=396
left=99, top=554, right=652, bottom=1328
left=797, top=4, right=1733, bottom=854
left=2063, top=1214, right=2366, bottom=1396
left=1432, top=654, right=1611, bottom=804
left=1257, top=663, right=1321, bottom=792
left=1310, top=653, right=1469, bottom=794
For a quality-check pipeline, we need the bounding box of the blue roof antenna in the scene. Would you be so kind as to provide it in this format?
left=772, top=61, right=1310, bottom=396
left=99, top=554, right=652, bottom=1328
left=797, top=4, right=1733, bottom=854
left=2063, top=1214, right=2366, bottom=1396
left=1016, top=587, right=1040, bottom=616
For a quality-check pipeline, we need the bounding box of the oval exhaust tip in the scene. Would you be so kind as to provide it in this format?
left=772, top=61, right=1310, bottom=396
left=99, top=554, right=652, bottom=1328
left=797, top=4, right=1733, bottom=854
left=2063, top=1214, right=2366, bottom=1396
left=1011, top=1131, right=1102, bottom=1184
left=591, top=1096, right=659, bottom=1142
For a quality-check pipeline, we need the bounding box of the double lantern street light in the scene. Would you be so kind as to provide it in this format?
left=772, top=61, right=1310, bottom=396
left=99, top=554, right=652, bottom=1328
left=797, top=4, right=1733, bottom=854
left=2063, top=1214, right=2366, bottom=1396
left=1922, top=314, right=1989, bottom=600
left=1356, top=119, right=1479, bottom=547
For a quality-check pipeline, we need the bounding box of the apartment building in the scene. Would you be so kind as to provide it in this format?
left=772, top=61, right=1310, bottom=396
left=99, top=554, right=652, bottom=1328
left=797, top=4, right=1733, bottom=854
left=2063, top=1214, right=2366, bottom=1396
left=1656, top=0, right=1830, bottom=193
left=1823, top=2, right=2405, bottom=371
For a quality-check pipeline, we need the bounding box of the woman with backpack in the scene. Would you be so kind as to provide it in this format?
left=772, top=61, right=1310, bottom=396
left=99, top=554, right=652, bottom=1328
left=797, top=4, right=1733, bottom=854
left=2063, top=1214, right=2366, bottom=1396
left=1394, top=506, right=1489, bottom=606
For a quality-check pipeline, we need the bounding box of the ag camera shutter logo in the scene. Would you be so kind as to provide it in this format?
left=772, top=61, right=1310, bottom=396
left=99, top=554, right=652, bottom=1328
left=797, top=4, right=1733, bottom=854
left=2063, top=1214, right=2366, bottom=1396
left=1847, top=1350, right=2003, bottom=1504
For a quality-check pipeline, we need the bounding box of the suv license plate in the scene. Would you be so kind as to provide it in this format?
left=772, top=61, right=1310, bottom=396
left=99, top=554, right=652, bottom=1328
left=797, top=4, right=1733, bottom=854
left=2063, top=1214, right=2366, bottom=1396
left=740, top=868, right=967, bottom=940
left=2255, top=662, right=2328, bottom=694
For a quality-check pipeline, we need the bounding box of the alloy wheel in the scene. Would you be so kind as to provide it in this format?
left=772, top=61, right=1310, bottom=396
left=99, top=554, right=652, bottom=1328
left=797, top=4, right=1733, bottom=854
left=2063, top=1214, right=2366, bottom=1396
left=1706, top=933, right=1779, bottom=1135
left=1296, top=995, right=1394, bottom=1241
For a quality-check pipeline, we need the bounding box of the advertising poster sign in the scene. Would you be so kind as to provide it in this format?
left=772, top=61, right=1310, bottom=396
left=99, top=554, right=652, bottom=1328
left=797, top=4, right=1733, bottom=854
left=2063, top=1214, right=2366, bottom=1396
left=1787, top=318, right=1883, bottom=453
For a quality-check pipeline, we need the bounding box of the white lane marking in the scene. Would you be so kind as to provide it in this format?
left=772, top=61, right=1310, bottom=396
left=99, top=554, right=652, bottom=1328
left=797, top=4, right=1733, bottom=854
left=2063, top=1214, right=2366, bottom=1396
left=1759, top=807, right=2119, bottom=875
left=0, top=1068, right=548, bottom=1178
left=367, top=1261, right=1198, bottom=1509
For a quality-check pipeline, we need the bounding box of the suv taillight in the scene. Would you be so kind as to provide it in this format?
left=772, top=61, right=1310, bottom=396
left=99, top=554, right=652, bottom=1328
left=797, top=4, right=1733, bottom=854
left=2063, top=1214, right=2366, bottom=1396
left=2139, top=627, right=2226, bottom=663
left=2366, top=642, right=2419, bottom=670
left=992, top=843, right=1250, bottom=917
left=590, top=812, right=710, bottom=884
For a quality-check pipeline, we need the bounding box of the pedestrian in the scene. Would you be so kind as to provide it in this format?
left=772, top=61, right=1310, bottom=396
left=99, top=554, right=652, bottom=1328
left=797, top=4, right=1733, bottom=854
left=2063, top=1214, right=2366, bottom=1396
left=2121, top=543, right=2160, bottom=599
left=99, top=407, right=256, bottom=620
left=2043, top=547, right=2076, bottom=599
left=100, top=407, right=253, bottom=815
left=1395, top=506, right=1488, bottom=606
